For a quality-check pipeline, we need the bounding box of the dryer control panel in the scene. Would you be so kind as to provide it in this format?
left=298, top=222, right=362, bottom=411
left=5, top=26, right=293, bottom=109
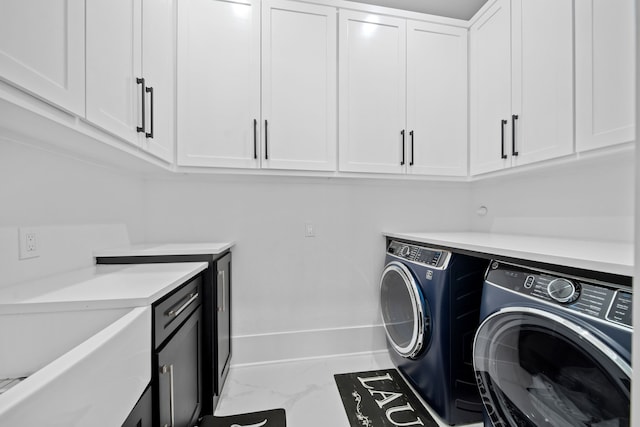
left=485, top=262, right=632, bottom=328
left=387, top=240, right=450, bottom=269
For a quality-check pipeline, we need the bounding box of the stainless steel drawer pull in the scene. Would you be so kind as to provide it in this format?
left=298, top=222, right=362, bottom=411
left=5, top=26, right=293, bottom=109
left=160, top=364, right=175, bottom=427
left=167, top=292, right=199, bottom=318
left=218, top=270, right=226, bottom=313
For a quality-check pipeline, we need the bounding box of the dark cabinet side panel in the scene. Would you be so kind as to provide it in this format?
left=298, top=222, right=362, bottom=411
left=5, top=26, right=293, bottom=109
left=122, top=384, right=152, bottom=427
left=216, top=252, right=232, bottom=395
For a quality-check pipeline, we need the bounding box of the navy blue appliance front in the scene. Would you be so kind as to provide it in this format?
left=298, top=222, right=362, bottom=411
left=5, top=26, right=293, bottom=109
left=380, top=240, right=489, bottom=425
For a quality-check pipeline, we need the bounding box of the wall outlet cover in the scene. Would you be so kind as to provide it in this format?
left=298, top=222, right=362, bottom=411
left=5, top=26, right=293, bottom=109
left=19, top=227, right=40, bottom=259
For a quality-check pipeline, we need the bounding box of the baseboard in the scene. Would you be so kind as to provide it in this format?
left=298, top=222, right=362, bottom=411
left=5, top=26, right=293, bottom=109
left=231, top=324, right=387, bottom=367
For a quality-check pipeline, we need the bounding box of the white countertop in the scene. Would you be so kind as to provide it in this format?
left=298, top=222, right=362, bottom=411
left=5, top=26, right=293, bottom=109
left=383, top=231, right=634, bottom=277
left=0, top=262, right=208, bottom=314
left=94, top=242, right=234, bottom=257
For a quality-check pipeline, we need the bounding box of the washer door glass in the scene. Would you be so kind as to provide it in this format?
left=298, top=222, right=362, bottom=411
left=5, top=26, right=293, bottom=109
left=379, top=261, right=429, bottom=358
left=474, top=308, right=630, bottom=427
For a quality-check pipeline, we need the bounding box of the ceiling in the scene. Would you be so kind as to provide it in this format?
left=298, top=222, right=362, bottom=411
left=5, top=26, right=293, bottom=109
left=344, top=0, right=489, bottom=20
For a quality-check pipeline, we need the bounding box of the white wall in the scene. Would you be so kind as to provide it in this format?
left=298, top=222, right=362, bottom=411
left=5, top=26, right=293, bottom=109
left=1, top=132, right=634, bottom=366
left=0, top=138, right=145, bottom=286
left=470, top=149, right=635, bottom=242
left=142, top=175, right=472, bottom=363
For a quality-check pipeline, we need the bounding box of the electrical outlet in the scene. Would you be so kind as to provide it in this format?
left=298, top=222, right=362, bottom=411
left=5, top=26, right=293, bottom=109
left=19, top=227, right=40, bottom=259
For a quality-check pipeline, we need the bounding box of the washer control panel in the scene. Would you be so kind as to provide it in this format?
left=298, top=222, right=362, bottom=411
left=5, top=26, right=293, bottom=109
left=607, top=291, right=633, bottom=326
left=547, top=278, right=580, bottom=303
left=486, top=261, right=632, bottom=328
left=387, top=240, right=449, bottom=269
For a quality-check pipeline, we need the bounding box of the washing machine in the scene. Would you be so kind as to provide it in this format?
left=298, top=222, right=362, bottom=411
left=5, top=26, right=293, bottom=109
left=379, top=239, right=489, bottom=425
left=473, top=261, right=632, bottom=427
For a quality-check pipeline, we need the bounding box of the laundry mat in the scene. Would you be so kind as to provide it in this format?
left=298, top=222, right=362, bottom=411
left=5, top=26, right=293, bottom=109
left=334, top=369, right=438, bottom=427
left=199, top=408, right=286, bottom=427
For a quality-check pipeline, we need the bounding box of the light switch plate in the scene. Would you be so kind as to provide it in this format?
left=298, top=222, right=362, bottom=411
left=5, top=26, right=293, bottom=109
left=305, top=223, right=315, bottom=237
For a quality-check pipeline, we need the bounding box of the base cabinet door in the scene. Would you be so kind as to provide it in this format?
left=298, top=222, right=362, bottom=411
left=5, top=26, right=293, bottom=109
left=157, top=308, right=202, bottom=427
left=575, top=0, right=635, bottom=151
left=0, top=0, right=85, bottom=115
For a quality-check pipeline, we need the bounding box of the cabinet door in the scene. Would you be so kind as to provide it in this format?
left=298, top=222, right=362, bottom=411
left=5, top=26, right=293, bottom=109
left=406, top=21, right=468, bottom=176
left=86, top=0, right=143, bottom=145
left=575, top=0, right=635, bottom=151
left=177, top=0, right=260, bottom=168
left=216, top=253, right=232, bottom=395
left=469, top=0, right=511, bottom=175
left=339, top=11, right=406, bottom=174
left=511, top=0, right=573, bottom=166
left=141, top=0, right=175, bottom=163
left=0, top=0, right=85, bottom=115
left=262, top=0, right=337, bottom=171
left=157, top=308, right=202, bottom=427
left=121, top=385, right=152, bottom=427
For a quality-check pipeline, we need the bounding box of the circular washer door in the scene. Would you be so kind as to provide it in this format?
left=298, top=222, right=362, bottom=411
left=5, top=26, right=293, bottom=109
left=474, top=307, right=631, bottom=427
left=379, top=261, right=430, bottom=359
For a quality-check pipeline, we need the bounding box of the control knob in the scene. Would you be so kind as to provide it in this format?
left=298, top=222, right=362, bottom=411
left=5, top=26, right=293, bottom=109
left=400, top=246, right=412, bottom=257
left=547, top=278, right=577, bottom=303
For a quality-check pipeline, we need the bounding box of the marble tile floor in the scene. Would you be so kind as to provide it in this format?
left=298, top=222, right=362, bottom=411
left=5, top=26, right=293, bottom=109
left=215, top=351, right=483, bottom=427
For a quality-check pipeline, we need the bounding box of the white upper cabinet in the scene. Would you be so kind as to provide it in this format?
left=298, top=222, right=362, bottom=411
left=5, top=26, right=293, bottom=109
left=0, top=0, right=85, bottom=116
left=86, top=0, right=175, bottom=162
left=262, top=0, right=337, bottom=171
left=470, top=0, right=511, bottom=175
left=177, top=0, right=260, bottom=168
left=7, top=0, right=626, bottom=178
left=339, top=11, right=407, bottom=174
left=140, top=0, right=176, bottom=163
left=407, top=21, right=468, bottom=176
left=339, top=11, right=468, bottom=176
left=575, top=0, right=635, bottom=152
left=511, top=0, right=573, bottom=167
left=86, top=0, right=143, bottom=145
left=177, top=0, right=335, bottom=171
left=470, top=0, right=573, bottom=175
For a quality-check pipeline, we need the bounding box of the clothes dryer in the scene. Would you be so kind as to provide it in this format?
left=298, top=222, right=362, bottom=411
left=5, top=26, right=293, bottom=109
left=474, top=261, right=632, bottom=427
left=380, top=239, right=489, bottom=425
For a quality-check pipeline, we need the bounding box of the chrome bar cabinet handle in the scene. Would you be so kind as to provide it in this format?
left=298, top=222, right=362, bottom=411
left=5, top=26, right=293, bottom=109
left=167, top=292, right=199, bottom=318
left=160, top=364, right=175, bottom=427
